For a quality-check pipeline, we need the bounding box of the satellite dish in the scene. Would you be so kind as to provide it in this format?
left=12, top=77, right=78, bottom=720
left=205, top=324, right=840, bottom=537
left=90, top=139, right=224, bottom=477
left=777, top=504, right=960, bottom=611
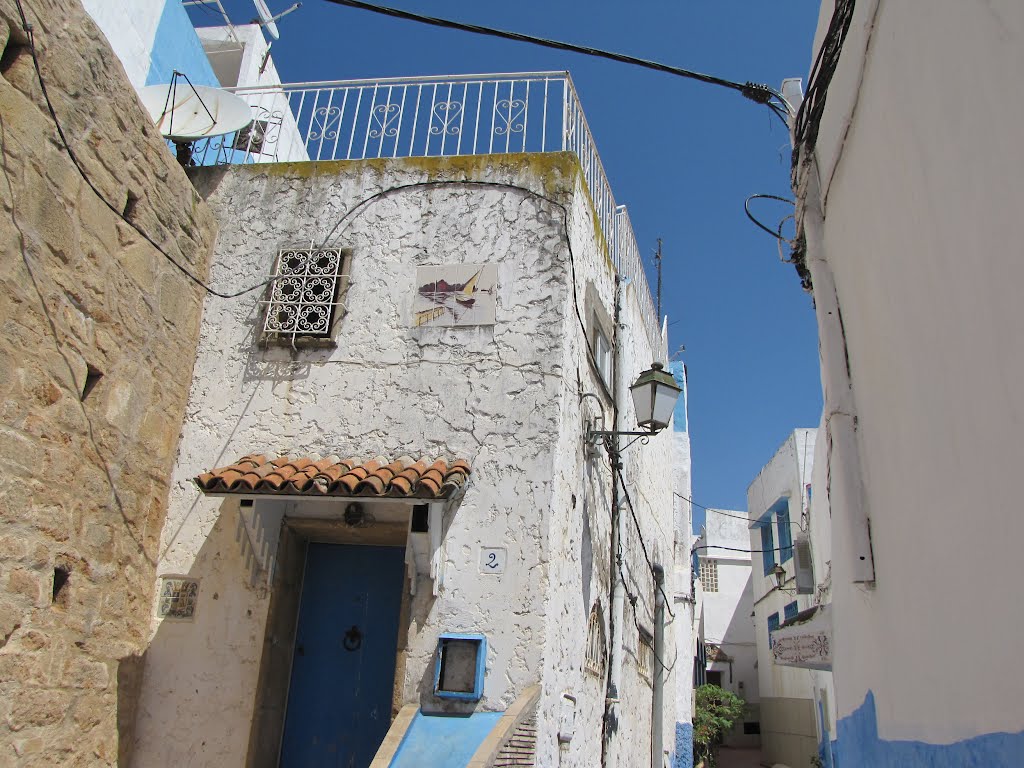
left=139, top=83, right=253, bottom=142
left=253, top=0, right=280, bottom=40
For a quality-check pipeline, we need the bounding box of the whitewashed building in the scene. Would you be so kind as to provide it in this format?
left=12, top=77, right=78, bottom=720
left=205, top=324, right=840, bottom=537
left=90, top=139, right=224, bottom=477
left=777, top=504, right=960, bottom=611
left=95, top=36, right=690, bottom=768
left=746, top=429, right=831, bottom=768
left=788, top=1, right=1024, bottom=765
left=694, top=510, right=759, bottom=749
left=81, top=5, right=693, bottom=766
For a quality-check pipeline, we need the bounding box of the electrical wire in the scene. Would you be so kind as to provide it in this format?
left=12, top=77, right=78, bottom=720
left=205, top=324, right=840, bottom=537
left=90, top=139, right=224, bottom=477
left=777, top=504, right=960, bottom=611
left=317, top=178, right=607, bottom=382
left=674, top=492, right=752, bottom=521
left=744, top=193, right=795, bottom=241
left=21, top=0, right=674, bottom=614
left=321, top=0, right=788, bottom=114
left=13, top=2, right=614, bottom=355
left=12, top=0, right=278, bottom=300
left=692, top=544, right=793, bottom=555
left=615, top=467, right=675, bottom=620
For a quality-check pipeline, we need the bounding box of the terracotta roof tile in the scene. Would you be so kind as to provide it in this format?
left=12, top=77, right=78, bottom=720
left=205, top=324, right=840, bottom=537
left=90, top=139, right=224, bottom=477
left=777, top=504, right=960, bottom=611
left=195, top=454, right=471, bottom=499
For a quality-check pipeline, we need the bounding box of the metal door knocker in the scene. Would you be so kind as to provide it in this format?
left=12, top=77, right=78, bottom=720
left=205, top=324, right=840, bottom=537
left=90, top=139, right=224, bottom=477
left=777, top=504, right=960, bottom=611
left=343, top=625, right=362, bottom=651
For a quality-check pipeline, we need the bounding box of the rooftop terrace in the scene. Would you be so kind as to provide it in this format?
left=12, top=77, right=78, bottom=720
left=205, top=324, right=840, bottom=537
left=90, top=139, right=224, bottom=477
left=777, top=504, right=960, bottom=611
left=192, top=71, right=663, bottom=354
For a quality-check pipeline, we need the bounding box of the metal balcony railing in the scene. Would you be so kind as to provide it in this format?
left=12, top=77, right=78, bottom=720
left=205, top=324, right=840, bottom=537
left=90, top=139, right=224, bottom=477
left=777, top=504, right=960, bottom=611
left=191, top=71, right=663, bottom=356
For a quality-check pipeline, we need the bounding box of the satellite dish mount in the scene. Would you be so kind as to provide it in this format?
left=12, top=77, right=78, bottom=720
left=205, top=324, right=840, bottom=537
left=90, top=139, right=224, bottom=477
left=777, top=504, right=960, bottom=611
left=139, top=75, right=254, bottom=168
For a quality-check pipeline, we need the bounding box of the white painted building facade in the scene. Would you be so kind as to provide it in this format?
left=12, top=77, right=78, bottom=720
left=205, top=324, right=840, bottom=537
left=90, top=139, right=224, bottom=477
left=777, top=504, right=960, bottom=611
left=790, top=1, right=1024, bottom=765
left=694, top=510, right=759, bottom=748
left=123, top=149, right=684, bottom=767
left=746, top=429, right=830, bottom=768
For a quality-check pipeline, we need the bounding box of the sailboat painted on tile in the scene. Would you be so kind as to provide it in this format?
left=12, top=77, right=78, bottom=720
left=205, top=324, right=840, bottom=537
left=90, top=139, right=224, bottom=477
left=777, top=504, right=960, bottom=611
left=413, top=264, right=497, bottom=327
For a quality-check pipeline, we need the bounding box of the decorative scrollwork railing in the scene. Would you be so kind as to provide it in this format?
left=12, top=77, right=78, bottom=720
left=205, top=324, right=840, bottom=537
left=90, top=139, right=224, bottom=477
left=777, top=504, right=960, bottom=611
left=187, top=72, right=663, bottom=356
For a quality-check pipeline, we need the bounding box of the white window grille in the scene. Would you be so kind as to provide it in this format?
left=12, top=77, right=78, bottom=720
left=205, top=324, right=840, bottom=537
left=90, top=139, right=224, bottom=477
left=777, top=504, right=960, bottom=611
left=699, top=558, right=719, bottom=593
left=263, top=247, right=347, bottom=339
left=584, top=605, right=606, bottom=677
left=637, top=629, right=653, bottom=682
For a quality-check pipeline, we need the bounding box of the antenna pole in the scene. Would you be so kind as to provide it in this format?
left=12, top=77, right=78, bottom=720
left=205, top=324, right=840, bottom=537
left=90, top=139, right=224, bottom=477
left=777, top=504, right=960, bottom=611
left=655, top=238, right=663, bottom=320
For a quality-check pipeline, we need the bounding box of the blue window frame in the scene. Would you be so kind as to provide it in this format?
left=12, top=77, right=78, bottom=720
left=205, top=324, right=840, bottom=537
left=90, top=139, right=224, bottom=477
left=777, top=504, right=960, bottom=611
left=776, top=501, right=793, bottom=564
left=784, top=601, right=799, bottom=621
left=434, top=633, right=487, bottom=701
left=767, top=612, right=780, bottom=648
left=760, top=521, right=776, bottom=575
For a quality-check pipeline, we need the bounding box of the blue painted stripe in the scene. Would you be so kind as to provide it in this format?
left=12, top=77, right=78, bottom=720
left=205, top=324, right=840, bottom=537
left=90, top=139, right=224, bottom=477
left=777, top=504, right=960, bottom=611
left=673, top=722, right=693, bottom=768
left=834, top=691, right=1024, bottom=768
left=145, top=1, right=219, bottom=87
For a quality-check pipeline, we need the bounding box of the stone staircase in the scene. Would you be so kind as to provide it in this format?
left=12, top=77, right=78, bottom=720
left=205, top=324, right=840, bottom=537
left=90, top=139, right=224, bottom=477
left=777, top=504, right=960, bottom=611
left=491, top=712, right=538, bottom=767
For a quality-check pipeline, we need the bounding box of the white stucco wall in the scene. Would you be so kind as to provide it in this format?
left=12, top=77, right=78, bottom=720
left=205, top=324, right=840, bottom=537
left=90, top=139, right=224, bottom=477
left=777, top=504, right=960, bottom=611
left=81, top=0, right=165, bottom=89
left=130, top=153, right=677, bottom=767
left=747, top=430, right=817, bottom=704
left=799, top=0, right=1024, bottom=751
left=195, top=25, right=309, bottom=162
left=696, top=511, right=758, bottom=747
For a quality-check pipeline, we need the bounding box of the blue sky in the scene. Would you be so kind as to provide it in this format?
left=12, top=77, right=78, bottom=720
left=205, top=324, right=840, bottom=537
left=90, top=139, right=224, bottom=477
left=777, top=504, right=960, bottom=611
left=197, top=0, right=823, bottom=528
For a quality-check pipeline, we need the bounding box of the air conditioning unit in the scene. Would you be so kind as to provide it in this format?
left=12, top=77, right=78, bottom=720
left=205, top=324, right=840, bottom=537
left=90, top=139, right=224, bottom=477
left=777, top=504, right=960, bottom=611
left=794, top=536, right=815, bottom=595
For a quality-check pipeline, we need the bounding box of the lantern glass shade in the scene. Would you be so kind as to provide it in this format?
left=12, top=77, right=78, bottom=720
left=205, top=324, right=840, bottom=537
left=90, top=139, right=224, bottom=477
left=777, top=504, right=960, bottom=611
left=629, top=363, right=682, bottom=432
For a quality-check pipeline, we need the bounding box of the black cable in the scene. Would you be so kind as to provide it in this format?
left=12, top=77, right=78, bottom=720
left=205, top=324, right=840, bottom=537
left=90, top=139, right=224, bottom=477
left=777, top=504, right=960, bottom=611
left=615, top=467, right=675, bottom=619
left=693, top=544, right=794, bottom=555
left=318, top=179, right=607, bottom=381
left=321, top=0, right=784, bottom=111
left=675, top=497, right=752, bottom=524
left=744, top=194, right=795, bottom=242
left=12, top=0, right=276, bottom=300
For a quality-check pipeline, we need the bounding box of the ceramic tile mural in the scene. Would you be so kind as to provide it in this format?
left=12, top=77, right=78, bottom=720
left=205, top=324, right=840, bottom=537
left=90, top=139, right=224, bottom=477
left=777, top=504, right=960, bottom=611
left=413, top=264, right=497, bottom=327
left=158, top=577, right=199, bottom=620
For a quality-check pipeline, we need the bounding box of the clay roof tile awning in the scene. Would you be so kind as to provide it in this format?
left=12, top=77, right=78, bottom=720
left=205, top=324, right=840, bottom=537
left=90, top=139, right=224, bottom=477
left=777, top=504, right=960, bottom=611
left=194, top=454, right=471, bottom=500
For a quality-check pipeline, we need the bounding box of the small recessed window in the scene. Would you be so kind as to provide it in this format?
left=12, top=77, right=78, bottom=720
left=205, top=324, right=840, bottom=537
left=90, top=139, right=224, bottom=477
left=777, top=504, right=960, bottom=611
left=411, top=504, right=429, bottom=533
left=434, top=633, right=486, bottom=700
left=584, top=604, right=606, bottom=676
left=743, top=721, right=761, bottom=735
left=593, top=326, right=612, bottom=388
left=81, top=365, right=103, bottom=401
left=52, top=566, right=70, bottom=604
left=637, top=628, right=653, bottom=682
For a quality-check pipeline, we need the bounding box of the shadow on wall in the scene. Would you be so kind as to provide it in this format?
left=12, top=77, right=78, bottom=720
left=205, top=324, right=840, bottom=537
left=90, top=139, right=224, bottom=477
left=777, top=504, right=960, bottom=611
left=833, top=692, right=1024, bottom=768
left=128, top=501, right=270, bottom=766
left=716, top=570, right=757, bottom=748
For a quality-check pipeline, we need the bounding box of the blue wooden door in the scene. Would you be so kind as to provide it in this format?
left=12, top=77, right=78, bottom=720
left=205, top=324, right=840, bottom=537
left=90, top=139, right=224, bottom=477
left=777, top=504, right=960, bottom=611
left=280, top=543, right=406, bottom=767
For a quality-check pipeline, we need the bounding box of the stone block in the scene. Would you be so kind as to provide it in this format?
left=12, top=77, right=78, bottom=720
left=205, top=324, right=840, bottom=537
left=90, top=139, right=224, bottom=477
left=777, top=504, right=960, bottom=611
left=6, top=688, right=68, bottom=731
left=62, top=655, right=109, bottom=689
left=6, top=568, right=41, bottom=604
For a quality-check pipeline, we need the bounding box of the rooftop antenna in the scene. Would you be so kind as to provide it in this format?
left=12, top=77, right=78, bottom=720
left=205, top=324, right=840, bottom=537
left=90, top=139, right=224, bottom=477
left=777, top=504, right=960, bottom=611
left=654, top=237, right=663, bottom=320
left=139, top=72, right=253, bottom=167
left=253, top=0, right=302, bottom=40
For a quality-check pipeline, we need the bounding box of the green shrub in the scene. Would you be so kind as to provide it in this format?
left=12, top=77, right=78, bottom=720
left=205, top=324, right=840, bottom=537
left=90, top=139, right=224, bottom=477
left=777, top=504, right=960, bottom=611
left=693, top=684, right=746, bottom=767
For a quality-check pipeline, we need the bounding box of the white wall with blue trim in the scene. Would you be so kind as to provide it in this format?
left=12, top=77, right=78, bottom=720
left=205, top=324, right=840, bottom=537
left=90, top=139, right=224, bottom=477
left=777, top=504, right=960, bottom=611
left=83, top=0, right=219, bottom=90
left=800, top=1, right=1024, bottom=765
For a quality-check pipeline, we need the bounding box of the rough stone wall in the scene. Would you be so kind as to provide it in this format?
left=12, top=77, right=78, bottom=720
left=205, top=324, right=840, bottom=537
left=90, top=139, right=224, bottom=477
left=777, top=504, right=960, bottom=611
left=0, top=0, right=215, bottom=763
left=131, top=154, right=585, bottom=766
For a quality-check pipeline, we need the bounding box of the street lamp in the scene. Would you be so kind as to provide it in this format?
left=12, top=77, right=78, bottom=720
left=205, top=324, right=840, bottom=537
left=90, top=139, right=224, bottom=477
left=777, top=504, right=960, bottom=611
left=770, top=563, right=795, bottom=593
left=586, top=362, right=682, bottom=449
left=630, top=362, right=683, bottom=432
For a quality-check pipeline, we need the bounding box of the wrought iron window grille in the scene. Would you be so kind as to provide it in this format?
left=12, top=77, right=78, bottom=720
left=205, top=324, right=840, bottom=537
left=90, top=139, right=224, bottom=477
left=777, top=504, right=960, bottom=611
left=261, top=246, right=349, bottom=344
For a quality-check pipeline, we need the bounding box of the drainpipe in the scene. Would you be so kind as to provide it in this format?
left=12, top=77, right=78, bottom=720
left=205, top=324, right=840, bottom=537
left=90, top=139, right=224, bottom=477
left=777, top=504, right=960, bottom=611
left=799, top=165, right=875, bottom=584
left=651, top=564, right=665, bottom=768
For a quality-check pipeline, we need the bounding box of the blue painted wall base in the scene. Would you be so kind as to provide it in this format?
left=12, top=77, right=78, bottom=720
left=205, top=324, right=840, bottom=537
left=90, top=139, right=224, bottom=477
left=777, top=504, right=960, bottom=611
left=673, top=722, right=693, bottom=768
left=834, top=691, right=1024, bottom=768
left=390, top=710, right=503, bottom=768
